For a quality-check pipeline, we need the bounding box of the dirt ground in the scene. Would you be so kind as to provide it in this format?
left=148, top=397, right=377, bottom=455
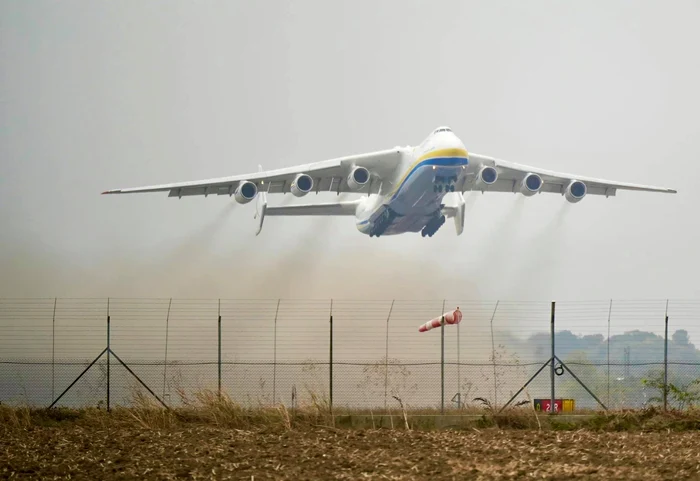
left=2, top=424, right=700, bottom=480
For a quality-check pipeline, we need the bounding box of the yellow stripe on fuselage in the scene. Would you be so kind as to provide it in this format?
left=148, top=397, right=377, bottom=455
left=387, top=147, right=469, bottom=198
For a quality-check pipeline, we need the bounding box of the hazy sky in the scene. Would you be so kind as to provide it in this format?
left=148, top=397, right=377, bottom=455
left=2, top=0, right=699, bottom=306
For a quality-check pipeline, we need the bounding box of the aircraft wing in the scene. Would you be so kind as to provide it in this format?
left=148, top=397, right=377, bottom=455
left=464, top=153, right=677, bottom=196
left=102, top=148, right=404, bottom=197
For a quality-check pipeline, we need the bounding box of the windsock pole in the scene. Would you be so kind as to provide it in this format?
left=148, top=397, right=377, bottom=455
left=441, top=315, right=445, bottom=414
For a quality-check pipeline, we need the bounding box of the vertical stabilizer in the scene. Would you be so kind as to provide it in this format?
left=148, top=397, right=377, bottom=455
left=453, top=192, right=465, bottom=236
left=254, top=165, right=267, bottom=235
left=440, top=192, right=466, bottom=236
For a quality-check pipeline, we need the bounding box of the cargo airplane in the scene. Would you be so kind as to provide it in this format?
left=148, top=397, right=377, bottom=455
left=102, top=126, right=677, bottom=237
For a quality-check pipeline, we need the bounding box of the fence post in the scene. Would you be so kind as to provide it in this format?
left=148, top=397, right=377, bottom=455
left=440, top=300, right=445, bottom=414
left=163, top=298, right=172, bottom=401
left=606, top=299, right=612, bottom=408
left=489, top=301, right=500, bottom=408
left=218, top=299, right=222, bottom=400
left=273, top=299, right=280, bottom=405
left=457, top=304, right=461, bottom=409
left=550, top=301, right=555, bottom=414
left=329, top=309, right=333, bottom=413
left=384, top=300, right=394, bottom=411
left=107, top=298, right=111, bottom=412
left=52, top=297, right=57, bottom=402
left=663, top=302, right=669, bottom=411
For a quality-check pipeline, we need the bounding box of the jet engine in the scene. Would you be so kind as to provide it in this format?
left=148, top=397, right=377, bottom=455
left=290, top=173, right=314, bottom=197
left=347, top=166, right=370, bottom=191
left=564, top=179, right=587, bottom=203
left=474, top=165, right=498, bottom=189
left=520, top=173, right=543, bottom=196
left=234, top=181, right=258, bottom=204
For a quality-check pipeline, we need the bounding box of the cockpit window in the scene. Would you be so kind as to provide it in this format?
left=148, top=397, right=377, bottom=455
left=433, top=127, right=452, bottom=134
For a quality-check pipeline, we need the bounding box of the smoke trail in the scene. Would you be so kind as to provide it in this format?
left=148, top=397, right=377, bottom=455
left=465, top=194, right=526, bottom=278
left=86, top=201, right=238, bottom=297
left=158, top=202, right=237, bottom=258
left=500, top=201, right=571, bottom=297
left=218, top=190, right=487, bottom=300
left=0, top=191, right=482, bottom=301
left=217, top=192, right=356, bottom=298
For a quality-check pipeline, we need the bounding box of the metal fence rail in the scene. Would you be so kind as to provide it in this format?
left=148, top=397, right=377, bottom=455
left=1, top=298, right=699, bottom=412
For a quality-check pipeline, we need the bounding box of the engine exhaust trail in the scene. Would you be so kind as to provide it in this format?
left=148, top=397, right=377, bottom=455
left=156, top=202, right=236, bottom=261
left=501, top=201, right=571, bottom=297
left=95, top=202, right=238, bottom=296
left=466, top=195, right=526, bottom=277
left=229, top=195, right=351, bottom=298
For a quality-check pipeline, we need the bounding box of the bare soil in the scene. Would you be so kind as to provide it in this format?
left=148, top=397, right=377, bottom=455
left=2, top=424, right=700, bottom=480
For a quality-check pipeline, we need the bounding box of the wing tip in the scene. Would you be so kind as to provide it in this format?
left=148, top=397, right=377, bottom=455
left=101, top=190, right=121, bottom=195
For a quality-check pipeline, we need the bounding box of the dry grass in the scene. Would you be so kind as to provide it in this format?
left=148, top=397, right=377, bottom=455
left=0, top=404, right=31, bottom=429
left=2, top=390, right=699, bottom=480
left=1, top=388, right=699, bottom=434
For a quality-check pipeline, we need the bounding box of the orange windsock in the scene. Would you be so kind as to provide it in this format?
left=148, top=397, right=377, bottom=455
left=418, top=308, right=462, bottom=332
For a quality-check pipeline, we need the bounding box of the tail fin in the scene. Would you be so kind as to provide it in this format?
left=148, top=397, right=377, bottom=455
left=453, top=192, right=465, bottom=236
left=254, top=164, right=268, bottom=235
left=441, top=192, right=466, bottom=236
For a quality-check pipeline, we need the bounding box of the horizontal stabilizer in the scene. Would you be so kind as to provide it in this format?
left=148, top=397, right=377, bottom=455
left=255, top=199, right=361, bottom=235
left=266, top=200, right=361, bottom=216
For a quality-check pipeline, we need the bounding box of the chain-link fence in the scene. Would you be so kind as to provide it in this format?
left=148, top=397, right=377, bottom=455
left=1, top=298, right=699, bottom=412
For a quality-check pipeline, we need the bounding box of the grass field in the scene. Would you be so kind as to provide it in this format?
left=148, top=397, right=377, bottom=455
left=2, top=390, right=700, bottom=480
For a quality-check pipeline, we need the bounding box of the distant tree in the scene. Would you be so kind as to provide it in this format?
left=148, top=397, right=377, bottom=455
left=529, top=332, right=550, bottom=359
left=672, top=329, right=691, bottom=347
left=582, top=334, right=605, bottom=349
left=526, top=328, right=700, bottom=365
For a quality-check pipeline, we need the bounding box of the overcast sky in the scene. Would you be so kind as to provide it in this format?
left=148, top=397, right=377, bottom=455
left=1, top=0, right=699, bottom=315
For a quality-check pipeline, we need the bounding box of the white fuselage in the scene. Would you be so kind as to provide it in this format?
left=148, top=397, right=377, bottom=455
left=354, top=128, right=470, bottom=236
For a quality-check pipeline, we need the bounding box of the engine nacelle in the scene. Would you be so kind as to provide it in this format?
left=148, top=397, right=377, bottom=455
left=474, top=165, right=498, bottom=189
left=520, top=173, right=543, bottom=196
left=347, top=166, right=370, bottom=191
left=234, top=181, right=258, bottom=204
left=564, top=179, right=587, bottom=203
left=290, top=173, right=314, bottom=197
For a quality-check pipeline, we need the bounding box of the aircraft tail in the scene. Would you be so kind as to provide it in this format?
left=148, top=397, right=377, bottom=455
left=266, top=200, right=361, bottom=217
left=254, top=165, right=268, bottom=235
left=441, top=192, right=466, bottom=236
left=253, top=164, right=360, bottom=235
left=255, top=200, right=360, bottom=236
